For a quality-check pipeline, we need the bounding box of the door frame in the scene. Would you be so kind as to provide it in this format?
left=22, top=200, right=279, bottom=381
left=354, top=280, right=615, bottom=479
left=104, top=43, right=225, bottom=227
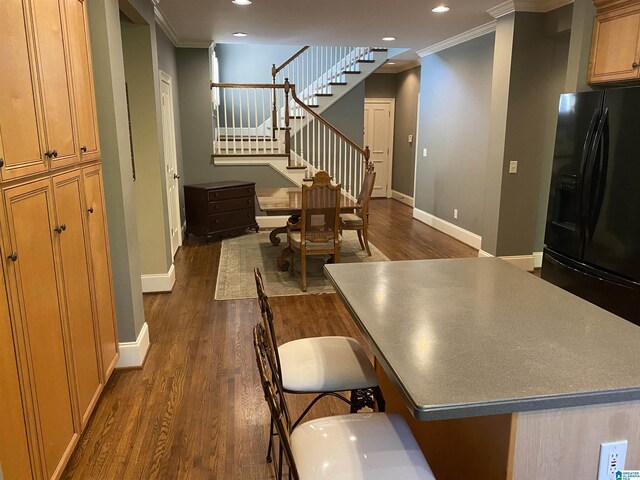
left=159, top=70, right=182, bottom=256
left=364, top=98, right=395, bottom=198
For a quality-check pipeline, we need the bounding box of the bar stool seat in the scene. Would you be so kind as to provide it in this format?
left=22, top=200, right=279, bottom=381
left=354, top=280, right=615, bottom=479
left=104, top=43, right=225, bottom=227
left=291, top=412, right=435, bottom=480
left=279, top=336, right=378, bottom=392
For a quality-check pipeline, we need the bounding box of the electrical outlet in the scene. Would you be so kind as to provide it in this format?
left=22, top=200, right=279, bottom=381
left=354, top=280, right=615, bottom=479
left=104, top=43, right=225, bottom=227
left=423, top=148, right=428, bottom=157
left=454, top=209, right=458, bottom=219
left=408, top=134, right=413, bottom=144
left=509, top=161, right=518, bottom=174
left=598, top=440, right=627, bottom=480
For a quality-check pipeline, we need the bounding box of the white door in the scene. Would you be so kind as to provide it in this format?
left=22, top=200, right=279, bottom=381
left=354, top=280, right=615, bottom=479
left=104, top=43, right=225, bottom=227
left=160, top=71, right=181, bottom=257
left=364, top=99, right=394, bottom=198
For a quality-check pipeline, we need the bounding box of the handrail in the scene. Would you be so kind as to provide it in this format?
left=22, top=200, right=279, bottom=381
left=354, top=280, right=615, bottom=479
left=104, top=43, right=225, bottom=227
left=287, top=80, right=370, bottom=161
left=272, top=46, right=309, bottom=76
left=211, top=82, right=286, bottom=89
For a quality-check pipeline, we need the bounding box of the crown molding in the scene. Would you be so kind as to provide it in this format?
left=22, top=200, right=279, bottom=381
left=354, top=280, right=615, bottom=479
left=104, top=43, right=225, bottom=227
left=488, top=0, right=573, bottom=17
left=154, top=6, right=211, bottom=48
left=417, top=21, right=497, bottom=57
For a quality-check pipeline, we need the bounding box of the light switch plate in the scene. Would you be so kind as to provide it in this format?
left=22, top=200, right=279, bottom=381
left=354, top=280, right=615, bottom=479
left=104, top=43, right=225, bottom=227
left=408, top=134, right=413, bottom=143
left=509, top=161, right=518, bottom=174
left=423, top=148, right=428, bottom=157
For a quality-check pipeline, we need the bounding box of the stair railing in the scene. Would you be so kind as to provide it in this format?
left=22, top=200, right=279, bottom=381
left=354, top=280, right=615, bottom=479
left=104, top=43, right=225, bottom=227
left=288, top=79, right=370, bottom=199
left=211, top=82, right=291, bottom=163
left=272, top=46, right=376, bottom=129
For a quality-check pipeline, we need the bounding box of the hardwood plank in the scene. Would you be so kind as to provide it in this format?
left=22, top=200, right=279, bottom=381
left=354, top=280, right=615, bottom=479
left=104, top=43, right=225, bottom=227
left=62, top=199, right=477, bottom=479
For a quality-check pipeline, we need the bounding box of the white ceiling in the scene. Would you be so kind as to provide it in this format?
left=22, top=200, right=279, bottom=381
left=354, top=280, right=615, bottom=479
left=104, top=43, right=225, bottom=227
left=155, top=0, right=505, bottom=51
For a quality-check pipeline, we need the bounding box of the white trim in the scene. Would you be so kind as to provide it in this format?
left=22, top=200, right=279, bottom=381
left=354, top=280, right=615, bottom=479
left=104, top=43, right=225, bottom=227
left=533, top=251, right=543, bottom=269
left=391, top=190, right=414, bottom=207
left=141, top=264, right=176, bottom=293
left=417, top=21, right=497, bottom=57
left=412, top=208, right=482, bottom=250
left=478, top=249, right=494, bottom=258
left=256, top=215, right=290, bottom=229
left=364, top=98, right=395, bottom=199
left=116, top=322, right=150, bottom=369
left=154, top=7, right=211, bottom=48
left=488, top=0, right=573, bottom=17
left=500, top=255, right=535, bottom=271
left=412, top=92, right=420, bottom=203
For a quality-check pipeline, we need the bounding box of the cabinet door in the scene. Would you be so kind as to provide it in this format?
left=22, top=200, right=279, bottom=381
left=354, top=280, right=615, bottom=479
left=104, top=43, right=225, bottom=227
left=0, top=268, right=35, bottom=480
left=64, top=0, right=100, bottom=161
left=588, top=5, right=640, bottom=84
left=3, top=179, right=77, bottom=479
left=83, top=165, right=119, bottom=378
left=53, top=170, right=102, bottom=429
left=0, top=0, right=48, bottom=180
left=30, top=0, right=78, bottom=169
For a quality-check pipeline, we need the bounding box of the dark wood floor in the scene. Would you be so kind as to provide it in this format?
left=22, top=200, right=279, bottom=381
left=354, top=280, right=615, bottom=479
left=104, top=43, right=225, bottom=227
left=62, top=199, right=477, bottom=479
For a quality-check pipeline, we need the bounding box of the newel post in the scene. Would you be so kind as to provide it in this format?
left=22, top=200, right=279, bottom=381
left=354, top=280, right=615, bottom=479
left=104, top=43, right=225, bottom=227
left=271, top=64, right=277, bottom=139
left=284, top=78, right=292, bottom=166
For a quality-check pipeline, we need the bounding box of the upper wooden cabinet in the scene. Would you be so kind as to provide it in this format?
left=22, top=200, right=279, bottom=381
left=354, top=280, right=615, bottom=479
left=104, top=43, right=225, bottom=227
left=64, top=0, right=101, bottom=161
left=589, top=0, right=640, bottom=84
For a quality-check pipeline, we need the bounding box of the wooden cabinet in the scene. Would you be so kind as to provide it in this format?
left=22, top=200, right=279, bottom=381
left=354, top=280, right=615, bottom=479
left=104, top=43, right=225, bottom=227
left=64, top=0, right=100, bottom=161
left=589, top=0, right=640, bottom=84
left=185, top=181, right=259, bottom=241
left=0, top=0, right=118, bottom=478
left=83, top=165, right=119, bottom=378
left=2, top=179, right=77, bottom=479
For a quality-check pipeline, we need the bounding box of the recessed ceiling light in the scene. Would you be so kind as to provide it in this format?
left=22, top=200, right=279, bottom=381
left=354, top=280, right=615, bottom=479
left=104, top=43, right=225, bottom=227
left=432, top=5, right=450, bottom=13
left=232, top=0, right=252, bottom=4
left=382, top=36, right=396, bottom=41
left=233, top=32, right=248, bottom=37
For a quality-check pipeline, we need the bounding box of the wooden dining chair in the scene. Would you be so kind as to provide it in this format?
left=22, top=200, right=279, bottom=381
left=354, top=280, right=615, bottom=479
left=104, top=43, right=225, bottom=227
left=253, top=324, right=435, bottom=480
left=253, top=268, right=385, bottom=471
left=286, top=171, right=341, bottom=292
left=341, top=162, right=376, bottom=256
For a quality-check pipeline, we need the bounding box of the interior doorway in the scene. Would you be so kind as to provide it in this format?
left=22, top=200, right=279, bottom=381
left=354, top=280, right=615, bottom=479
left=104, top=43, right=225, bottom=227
left=364, top=98, right=395, bottom=198
left=160, top=71, right=182, bottom=258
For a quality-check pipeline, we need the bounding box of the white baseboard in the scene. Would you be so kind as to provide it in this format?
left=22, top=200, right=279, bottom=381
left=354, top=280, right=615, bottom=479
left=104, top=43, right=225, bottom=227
left=413, top=208, right=482, bottom=250
left=533, top=251, right=543, bottom=269
left=141, top=263, right=175, bottom=293
left=116, top=322, right=150, bottom=369
left=478, top=250, right=494, bottom=258
left=391, top=190, right=414, bottom=207
left=500, top=255, right=535, bottom=271
left=256, top=215, right=289, bottom=229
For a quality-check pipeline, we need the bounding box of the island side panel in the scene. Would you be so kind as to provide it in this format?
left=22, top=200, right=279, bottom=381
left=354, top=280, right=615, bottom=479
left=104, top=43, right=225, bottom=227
left=376, top=361, right=515, bottom=479
left=512, top=401, right=640, bottom=478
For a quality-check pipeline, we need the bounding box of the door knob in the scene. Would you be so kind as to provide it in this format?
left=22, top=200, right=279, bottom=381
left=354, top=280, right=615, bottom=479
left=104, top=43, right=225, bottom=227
left=174, top=173, right=180, bottom=179
left=7, top=252, right=17, bottom=262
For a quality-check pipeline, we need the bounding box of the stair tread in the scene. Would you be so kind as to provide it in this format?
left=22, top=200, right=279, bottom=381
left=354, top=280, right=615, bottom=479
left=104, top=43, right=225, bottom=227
left=286, top=165, right=307, bottom=170
left=329, top=82, right=348, bottom=86
left=343, top=70, right=362, bottom=74
left=315, top=93, right=333, bottom=97
left=307, top=105, right=319, bottom=108
left=372, top=47, right=388, bottom=52
left=357, top=59, right=376, bottom=63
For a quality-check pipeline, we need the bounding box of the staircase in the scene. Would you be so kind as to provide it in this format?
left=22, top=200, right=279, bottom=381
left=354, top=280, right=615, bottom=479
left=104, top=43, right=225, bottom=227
left=211, top=46, right=388, bottom=199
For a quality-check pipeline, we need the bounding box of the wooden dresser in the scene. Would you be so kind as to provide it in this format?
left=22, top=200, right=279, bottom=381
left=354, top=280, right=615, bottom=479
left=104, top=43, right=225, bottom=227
left=185, top=181, right=259, bottom=241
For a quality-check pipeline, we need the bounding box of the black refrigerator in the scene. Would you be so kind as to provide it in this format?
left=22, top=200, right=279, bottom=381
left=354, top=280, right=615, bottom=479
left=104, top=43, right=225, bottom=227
left=541, top=86, right=640, bottom=327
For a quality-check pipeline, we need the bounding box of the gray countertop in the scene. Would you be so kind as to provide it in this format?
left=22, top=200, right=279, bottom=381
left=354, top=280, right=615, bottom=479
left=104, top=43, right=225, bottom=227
left=325, top=258, right=640, bottom=421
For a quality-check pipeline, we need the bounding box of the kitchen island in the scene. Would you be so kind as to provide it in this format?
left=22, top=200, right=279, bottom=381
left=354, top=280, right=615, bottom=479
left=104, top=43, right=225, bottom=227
left=325, top=258, right=640, bottom=479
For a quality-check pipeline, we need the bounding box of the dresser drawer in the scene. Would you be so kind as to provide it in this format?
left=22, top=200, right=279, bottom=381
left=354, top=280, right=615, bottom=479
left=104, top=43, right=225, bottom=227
left=208, top=209, right=255, bottom=231
left=208, top=196, right=254, bottom=214
left=208, top=185, right=255, bottom=202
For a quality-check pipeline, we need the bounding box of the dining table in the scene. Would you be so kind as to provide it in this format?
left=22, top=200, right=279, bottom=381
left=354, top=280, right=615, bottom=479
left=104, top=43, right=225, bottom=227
left=324, top=257, right=640, bottom=479
left=255, top=187, right=358, bottom=270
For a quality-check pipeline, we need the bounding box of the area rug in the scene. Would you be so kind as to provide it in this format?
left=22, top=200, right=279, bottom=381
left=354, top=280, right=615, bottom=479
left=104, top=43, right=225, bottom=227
left=215, top=231, right=389, bottom=299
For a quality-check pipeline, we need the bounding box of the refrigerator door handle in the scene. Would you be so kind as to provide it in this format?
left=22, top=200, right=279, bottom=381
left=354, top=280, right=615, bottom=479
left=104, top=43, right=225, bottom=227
left=587, top=108, right=610, bottom=242
left=577, top=108, right=601, bottom=240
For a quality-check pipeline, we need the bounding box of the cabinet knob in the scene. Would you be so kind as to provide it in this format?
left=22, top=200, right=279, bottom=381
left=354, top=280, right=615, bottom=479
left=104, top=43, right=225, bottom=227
left=52, top=149, right=58, bottom=158
left=7, top=252, right=17, bottom=262
left=45, top=150, right=59, bottom=159
left=633, top=62, right=639, bottom=70
left=88, top=207, right=94, bottom=214
left=0, top=158, right=4, bottom=168
left=54, top=224, right=66, bottom=234
left=81, top=145, right=88, bottom=153
left=174, top=173, right=180, bottom=179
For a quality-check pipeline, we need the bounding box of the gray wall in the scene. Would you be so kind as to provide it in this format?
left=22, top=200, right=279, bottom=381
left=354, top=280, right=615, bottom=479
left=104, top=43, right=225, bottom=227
left=365, top=74, right=397, bottom=98
left=392, top=67, right=420, bottom=196
left=416, top=33, right=496, bottom=235
left=565, top=0, right=596, bottom=92
left=87, top=0, right=145, bottom=342
left=321, top=82, right=365, bottom=145
left=177, top=48, right=294, bottom=187
left=156, top=25, right=186, bottom=223
left=216, top=43, right=303, bottom=84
